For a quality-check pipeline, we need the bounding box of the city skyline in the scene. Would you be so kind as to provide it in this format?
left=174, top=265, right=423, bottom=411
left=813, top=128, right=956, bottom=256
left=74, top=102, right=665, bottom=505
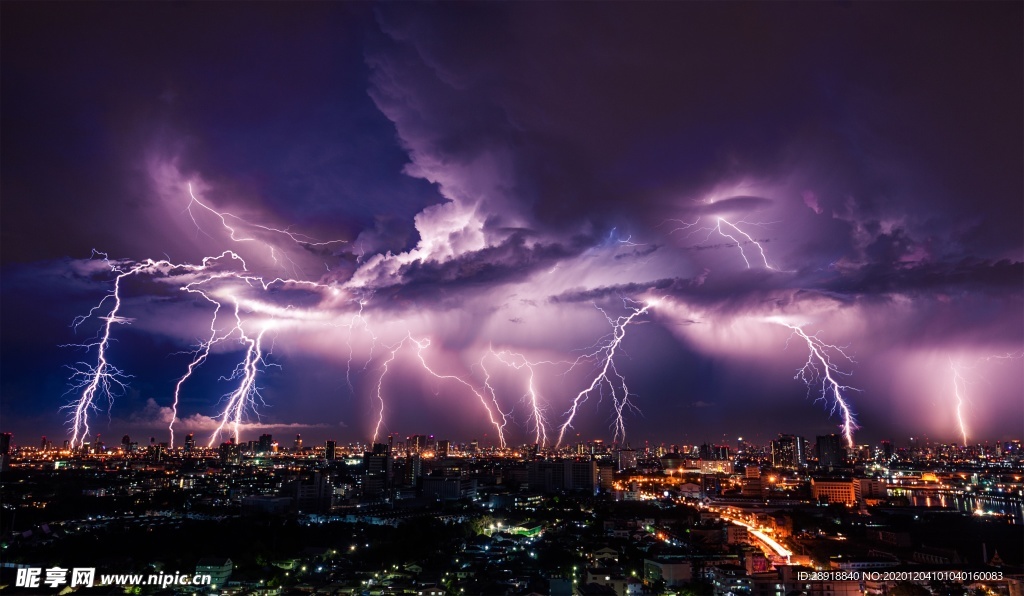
left=2, top=4, right=1022, bottom=450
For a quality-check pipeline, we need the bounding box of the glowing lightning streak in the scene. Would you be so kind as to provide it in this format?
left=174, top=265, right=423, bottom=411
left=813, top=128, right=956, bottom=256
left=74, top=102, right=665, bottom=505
left=372, top=339, right=404, bottom=444
left=773, top=320, right=859, bottom=447
left=66, top=182, right=353, bottom=449
left=490, top=350, right=551, bottom=447
left=186, top=183, right=346, bottom=272
left=208, top=310, right=271, bottom=447
left=372, top=335, right=510, bottom=447
left=341, top=299, right=378, bottom=394
left=946, top=351, right=1022, bottom=447
left=412, top=337, right=509, bottom=448
left=63, top=256, right=135, bottom=449
left=949, top=359, right=969, bottom=447
left=556, top=298, right=653, bottom=448
left=64, top=251, right=244, bottom=448
left=666, top=216, right=776, bottom=269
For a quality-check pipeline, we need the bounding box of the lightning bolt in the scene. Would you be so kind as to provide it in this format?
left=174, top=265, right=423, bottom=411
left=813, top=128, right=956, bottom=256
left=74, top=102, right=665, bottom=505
left=556, top=297, right=655, bottom=448
left=371, top=334, right=510, bottom=448
left=949, top=358, right=969, bottom=447
left=186, top=183, right=346, bottom=273
left=946, top=351, right=1022, bottom=447
left=771, top=320, right=859, bottom=447
left=63, top=251, right=243, bottom=448
left=340, top=297, right=379, bottom=395
left=487, top=349, right=557, bottom=447
left=667, top=216, right=776, bottom=269
left=64, top=182, right=353, bottom=449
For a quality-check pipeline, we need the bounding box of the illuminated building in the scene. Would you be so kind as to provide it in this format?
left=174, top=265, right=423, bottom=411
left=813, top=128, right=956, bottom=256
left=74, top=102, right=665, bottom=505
left=771, top=434, right=807, bottom=469
left=810, top=478, right=860, bottom=506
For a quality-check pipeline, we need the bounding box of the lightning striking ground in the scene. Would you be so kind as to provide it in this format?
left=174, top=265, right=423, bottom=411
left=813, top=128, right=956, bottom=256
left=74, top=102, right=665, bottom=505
left=63, top=182, right=355, bottom=449
left=771, top=319, right=859, bottom=447
left=371, top=334, right=511, bottom=448
left=488, top=349, right=554, bottom=447
left=949, top=359, right=969, bottom=447
left=556, top=298, right=655, bottom=448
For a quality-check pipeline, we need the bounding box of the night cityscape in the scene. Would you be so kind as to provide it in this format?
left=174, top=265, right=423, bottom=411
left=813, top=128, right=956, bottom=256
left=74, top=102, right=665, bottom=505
left=1, top=2, right=1021, bottom=595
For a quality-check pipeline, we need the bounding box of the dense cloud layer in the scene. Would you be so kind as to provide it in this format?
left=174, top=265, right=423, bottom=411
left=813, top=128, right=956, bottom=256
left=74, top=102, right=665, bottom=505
left=1, top=3, right=1020, bottom=447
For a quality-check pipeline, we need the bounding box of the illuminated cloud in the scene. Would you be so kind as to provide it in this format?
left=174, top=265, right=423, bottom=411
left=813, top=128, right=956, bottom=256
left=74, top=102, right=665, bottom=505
left=1, top=2, right=1020, bottom=447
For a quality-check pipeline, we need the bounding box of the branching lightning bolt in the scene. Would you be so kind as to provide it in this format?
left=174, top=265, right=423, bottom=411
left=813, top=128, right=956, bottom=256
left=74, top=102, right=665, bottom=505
left=64, top=183, right=351, bottom=448
left=556, top=298, right=655, bottom=447
left=773, top=320, right=859, bottom=447
left=667, top=216, right=776, bottom=269
left=186, top=183, right=345, bottom=274
left=372, top=334, right=510, bottom=448
left=487, top=349, right=556, bottom=447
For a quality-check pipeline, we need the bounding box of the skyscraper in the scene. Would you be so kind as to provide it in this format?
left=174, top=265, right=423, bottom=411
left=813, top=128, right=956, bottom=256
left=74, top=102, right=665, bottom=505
left=816, top=434, right=845, bottom=469
left=771, top=434, right=807, bottom=469
left=0, top=433, right=11, bottom=472
left=325, top=440, right=337, bottom=461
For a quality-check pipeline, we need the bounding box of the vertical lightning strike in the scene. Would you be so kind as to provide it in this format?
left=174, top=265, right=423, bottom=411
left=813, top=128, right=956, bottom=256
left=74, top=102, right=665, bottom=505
left=490, top=349, right=550, bottom=447
left=667, top=216, right=776, bottom=269
left=168, top=287, right=225, bottom=448
left=949, top=359, right=969, bottom=447
left=371, top=335, right=510, bottom=447
left=556, top=298, right=654, bottom=448
left=64, top=182, right=351, bottom=449
left=773, top=320, right=859, bottom=447
left=64, top=251, right=237, bottom=447
left=371, top=338, right=405, bottom=445
left=945, top=352, right=1021, bottom=447
left=62, top=256, right=137, bottom=449
left=411, top=336, right=509, bottom=448
left=340, top=298, right=378, bottom=394
left=208, top=311, right=271, bottom=447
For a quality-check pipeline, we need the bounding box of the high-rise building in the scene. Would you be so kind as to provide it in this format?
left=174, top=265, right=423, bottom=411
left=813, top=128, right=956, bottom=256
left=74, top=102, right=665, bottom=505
left=258, top=434, right=273, bottom=454
left=617, top=447, right=638, bottom=471
left=184, top=433, right=196, bottom=453
left=364, top=443, right=393, bottom=500
left=407, top=435, right=427, bottom=454
left=816, top=434, right=845, bottom=469
left=771, top=434, right=807, bottom=469
left=325, top=440, right=337, bottom=461
left=293, top=434, right=303, bottom=452
left=0, top=433, right=11, bottom=471
left=879, top=440, right=893, bottom=462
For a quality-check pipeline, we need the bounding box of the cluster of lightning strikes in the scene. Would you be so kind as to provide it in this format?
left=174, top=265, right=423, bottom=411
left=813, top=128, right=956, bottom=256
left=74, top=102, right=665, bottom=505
left=667, top=216, right=776, bottom=269
left=771, top=320, right=859, bottom=447
left=67, top=185, right=874, bottom=451
left=65, top=184, right=346, bottom=449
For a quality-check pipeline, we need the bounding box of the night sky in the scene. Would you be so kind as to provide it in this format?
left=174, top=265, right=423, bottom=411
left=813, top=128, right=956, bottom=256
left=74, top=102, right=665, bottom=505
left=2, top=2, right=1021, bottom=449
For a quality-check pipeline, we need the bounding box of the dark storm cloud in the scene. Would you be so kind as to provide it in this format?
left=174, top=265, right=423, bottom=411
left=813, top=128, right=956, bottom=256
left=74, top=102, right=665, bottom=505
left=368, top=2, right=1021, bottom=263
left=364, top=231, right=595, bottom=302
left=3, top=2, right=1022, bottom=445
